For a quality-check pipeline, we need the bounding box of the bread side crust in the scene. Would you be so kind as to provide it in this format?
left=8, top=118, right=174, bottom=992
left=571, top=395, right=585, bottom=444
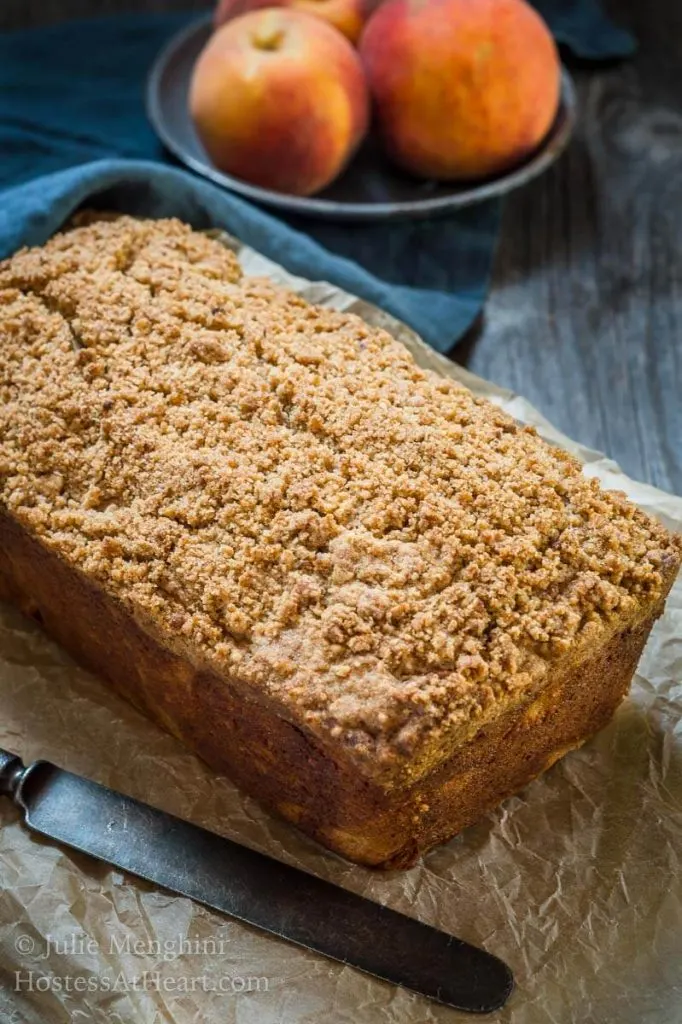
left=2, top=508, right=677, bottom=867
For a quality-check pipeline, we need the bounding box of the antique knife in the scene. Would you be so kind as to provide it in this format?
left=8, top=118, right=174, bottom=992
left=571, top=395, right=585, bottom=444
left=0, top=748, right=513, bottom=1014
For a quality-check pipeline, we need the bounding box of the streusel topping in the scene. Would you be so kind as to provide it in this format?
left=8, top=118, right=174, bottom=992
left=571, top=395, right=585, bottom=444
left=1, top=216, right=679, bottom=768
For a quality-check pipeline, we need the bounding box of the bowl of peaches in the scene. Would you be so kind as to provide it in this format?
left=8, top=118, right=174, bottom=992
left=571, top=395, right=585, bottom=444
left=147, top=0, right=576, bottom=220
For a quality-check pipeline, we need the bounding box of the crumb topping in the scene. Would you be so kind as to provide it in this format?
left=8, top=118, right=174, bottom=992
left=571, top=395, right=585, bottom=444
left=1, top=216, right=679, bottom=768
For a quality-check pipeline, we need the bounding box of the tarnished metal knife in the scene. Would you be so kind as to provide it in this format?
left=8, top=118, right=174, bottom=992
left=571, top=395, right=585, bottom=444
left=0, top=748, right=513, bottom=1014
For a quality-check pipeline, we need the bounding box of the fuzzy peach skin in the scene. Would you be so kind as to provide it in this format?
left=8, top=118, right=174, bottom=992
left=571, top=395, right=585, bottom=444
left=214, top=0, right=369, bottom=44
left=359, top=0, right=561, bottom=181
left=190, top=9, right=369, bottom=196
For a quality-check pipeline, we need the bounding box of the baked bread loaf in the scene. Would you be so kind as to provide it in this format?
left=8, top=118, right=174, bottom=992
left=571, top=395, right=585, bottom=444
left=1, top=215, right=679, bottom=868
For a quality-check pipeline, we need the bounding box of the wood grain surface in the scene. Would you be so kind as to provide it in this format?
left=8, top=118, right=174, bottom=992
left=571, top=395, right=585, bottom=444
left=2, top=0, right=681, bottom=495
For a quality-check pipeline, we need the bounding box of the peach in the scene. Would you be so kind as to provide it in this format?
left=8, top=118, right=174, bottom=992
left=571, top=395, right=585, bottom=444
left=190, top=9, right=369, bottom=196
left=359, top=0, right=561, bottom=181
left=214, top=0, right=368, bottom=44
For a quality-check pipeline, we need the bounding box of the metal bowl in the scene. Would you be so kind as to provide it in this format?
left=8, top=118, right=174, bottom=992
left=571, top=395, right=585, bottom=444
left=147, top=17, right=577, bottom=222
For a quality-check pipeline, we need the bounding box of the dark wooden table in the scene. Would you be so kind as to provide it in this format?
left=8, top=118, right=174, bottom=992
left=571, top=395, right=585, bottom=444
left=3, top=0, right=681, bottom=495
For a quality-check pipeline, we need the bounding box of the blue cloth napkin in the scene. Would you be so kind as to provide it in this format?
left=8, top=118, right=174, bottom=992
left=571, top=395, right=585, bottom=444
left=0, top=6, right=634, bottom=352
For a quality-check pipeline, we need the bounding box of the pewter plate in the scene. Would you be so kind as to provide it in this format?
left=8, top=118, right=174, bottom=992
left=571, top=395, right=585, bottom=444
left=147, top=16, right=577, bottom=222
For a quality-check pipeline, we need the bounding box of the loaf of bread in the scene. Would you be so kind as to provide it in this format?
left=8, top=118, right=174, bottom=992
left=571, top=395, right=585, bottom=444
left=1, top=216, right=679, bottom=868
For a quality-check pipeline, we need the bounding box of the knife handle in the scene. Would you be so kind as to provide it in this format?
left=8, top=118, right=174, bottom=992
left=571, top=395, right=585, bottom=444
left=0, top=748, right=27, bottom=799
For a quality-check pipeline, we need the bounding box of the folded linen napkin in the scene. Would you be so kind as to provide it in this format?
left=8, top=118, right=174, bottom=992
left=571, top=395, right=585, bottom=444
left=0, top=4, right=635, bottom=351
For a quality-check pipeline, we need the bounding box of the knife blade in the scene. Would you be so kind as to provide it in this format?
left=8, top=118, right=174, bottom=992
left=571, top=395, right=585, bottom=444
left=0, top=748, right=513, bottom=1014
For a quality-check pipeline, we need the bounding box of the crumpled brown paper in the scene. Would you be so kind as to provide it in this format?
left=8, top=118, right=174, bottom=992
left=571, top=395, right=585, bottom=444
left=1, top=236, right=681, bottom=1024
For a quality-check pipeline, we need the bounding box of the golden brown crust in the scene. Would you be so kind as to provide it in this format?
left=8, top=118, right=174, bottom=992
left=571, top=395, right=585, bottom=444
left=1, top=507, right=677, bottom=867
left=1, top=215, right=680, bottom=789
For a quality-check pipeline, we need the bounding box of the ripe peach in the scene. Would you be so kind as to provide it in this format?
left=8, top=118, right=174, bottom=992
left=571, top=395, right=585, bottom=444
left=359, top=0, right=561, bottom=181
left=190, top=9, right=369, bottom=196
left=214, top=0, right=368, bottom=44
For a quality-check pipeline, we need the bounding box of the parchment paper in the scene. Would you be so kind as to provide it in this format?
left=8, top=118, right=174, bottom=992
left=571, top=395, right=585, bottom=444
left=1, top=236, right=681, bottom=1024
